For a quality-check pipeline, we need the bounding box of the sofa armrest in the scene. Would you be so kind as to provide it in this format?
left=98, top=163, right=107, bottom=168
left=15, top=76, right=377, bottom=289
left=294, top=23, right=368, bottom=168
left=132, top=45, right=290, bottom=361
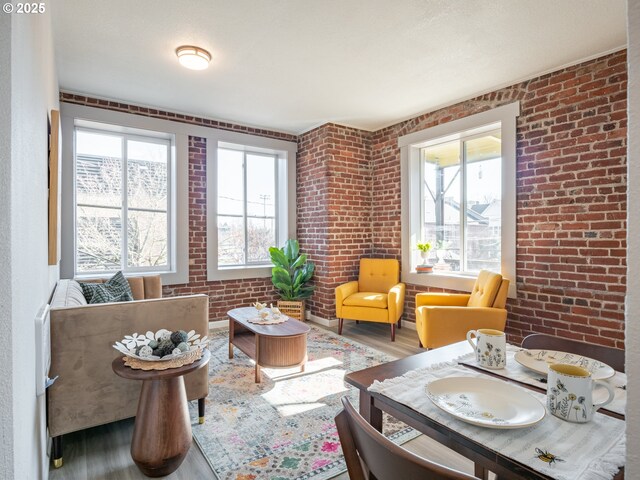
left=335, top=281, right=359, bottom=318
left=48, top=295, right=209, bottom=437
left=415, top=292, right=470, bottom=307
left=388, top=283, right=405, bottom=323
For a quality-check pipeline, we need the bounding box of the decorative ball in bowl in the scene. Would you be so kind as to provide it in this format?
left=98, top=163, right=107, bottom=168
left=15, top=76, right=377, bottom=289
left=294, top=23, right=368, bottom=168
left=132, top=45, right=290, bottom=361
left=113, top=329, right=209, bottom=362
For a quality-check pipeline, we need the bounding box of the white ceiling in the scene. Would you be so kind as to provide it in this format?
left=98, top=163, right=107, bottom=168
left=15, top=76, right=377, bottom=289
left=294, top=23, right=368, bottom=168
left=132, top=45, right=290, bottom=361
left=52, top=1, right=627, bottom=134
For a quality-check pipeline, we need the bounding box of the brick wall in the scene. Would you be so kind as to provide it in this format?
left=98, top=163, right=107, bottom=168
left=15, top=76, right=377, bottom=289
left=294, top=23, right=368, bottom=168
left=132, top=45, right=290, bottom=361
left=60, top=93, right=292, bottom=321
left=62, top=50, right=628, bottom=346
left=297, top=124, right=372, bottom=319
left=367, top=51, right=627, bottom=348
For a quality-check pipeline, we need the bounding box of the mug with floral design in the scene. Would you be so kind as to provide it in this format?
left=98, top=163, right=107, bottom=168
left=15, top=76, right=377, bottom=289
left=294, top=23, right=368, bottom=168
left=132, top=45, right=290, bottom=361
left=466, top=329, right=506, bottom=369
left=547, top=363, right=615, bottom=423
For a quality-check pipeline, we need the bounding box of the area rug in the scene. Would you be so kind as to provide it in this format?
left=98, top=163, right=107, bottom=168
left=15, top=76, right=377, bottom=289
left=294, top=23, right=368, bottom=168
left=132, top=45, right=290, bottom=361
left=189, top=325, right=419, bottom=480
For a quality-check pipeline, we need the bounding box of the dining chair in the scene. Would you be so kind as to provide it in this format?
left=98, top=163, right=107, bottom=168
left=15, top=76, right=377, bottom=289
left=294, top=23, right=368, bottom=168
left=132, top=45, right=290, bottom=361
left=335, top=397, right=476, bottom=480
left=521, top=333, right=625, bottom=372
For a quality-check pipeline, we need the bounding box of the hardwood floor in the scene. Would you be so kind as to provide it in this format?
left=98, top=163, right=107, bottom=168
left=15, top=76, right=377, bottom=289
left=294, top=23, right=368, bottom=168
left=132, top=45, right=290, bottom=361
left=49, top=321, right=477, bottom=479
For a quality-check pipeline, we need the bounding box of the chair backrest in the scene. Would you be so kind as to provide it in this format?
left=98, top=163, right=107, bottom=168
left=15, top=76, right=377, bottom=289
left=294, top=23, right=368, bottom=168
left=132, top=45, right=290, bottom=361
left=467, top=270, right=502, bottom=308
left=492, top=278, right=510, bottom=309
left=358, top=258, right=399, bottom=293
left=522, top=334, right=625, bottom=373
left=335, top=397, right=475, bottom=480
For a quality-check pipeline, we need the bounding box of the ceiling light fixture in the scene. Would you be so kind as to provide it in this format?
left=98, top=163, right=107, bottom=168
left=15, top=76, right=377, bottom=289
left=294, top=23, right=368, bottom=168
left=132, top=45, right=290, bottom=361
left=176, top=45, right=211, bottom=70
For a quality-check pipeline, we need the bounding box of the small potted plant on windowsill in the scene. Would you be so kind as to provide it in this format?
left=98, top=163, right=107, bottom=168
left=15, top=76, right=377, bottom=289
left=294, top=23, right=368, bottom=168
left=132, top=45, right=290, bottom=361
left=416, top=242, right=433, bottom=274
left=269, top=239, right=315, bottom=321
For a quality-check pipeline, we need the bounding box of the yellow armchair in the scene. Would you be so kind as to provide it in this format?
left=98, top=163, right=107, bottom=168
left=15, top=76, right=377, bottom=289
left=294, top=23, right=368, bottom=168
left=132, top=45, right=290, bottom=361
left=415, top=270, right=509, bottom=349
left=335, top=259, right=405, bottom=341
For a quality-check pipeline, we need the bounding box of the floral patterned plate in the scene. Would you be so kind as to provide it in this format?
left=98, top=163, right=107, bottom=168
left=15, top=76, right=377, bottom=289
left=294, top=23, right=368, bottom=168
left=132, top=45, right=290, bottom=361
left=113, top=328, right=208, bottom=362
left=514, top=349, right=615, bottom=380
left=426, top=376, right=546, bottom=429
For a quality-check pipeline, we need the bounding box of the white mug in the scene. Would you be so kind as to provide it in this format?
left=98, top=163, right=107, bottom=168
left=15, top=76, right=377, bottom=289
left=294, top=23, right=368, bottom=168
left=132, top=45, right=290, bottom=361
left=547, top=363, right=615, bottom=423
left=466, top=329, right=506, bottom=369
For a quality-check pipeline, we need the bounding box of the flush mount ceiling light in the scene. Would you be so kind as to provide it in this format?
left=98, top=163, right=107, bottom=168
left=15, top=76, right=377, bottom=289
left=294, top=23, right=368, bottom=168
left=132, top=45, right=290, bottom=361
left=176, top=45, right=211, bottom=70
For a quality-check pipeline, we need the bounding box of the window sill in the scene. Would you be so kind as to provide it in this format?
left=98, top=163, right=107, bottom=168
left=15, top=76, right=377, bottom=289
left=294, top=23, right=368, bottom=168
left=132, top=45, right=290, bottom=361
left=402, top=270, right=517, bottom=298
left=208, top=265, right=272, bottom=281
left=74, top=269, right=188, bottom=286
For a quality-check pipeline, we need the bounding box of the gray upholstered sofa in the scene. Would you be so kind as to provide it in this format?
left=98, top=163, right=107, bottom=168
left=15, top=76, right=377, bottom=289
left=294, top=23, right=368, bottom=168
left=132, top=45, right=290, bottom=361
left=47, top=275, right=209, bottom=468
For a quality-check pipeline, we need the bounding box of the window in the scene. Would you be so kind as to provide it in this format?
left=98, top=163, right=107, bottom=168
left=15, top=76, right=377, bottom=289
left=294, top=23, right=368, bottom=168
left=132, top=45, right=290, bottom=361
left=421, top=130, right=502, bottom=273
left=206, top=133, right=297, bottom=281
left=400, top=102, right=518, bottom=296
left=217, top=148, right=277, bottom=266
left=74, top=126, right=173, bottom=275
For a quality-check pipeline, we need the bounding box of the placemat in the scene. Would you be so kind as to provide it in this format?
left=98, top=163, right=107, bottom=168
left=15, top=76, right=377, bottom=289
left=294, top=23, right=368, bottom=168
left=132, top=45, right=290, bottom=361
left=368, top=362, right=625, bottom=480
left=458, top=345, right=627, bottom=416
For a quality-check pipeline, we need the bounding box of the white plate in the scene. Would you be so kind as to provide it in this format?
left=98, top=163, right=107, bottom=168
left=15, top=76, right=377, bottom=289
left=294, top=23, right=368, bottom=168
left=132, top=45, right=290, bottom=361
left=514, top=349, right=615, bottom=380
left=426, top=377, right=546, bottom=429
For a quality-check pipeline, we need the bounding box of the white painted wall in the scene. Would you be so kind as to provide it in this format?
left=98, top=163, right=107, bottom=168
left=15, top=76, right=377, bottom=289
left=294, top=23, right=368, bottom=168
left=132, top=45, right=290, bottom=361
left=626, top=1, right=640, bottom=477
left=0, top=4, right=60, bottom=479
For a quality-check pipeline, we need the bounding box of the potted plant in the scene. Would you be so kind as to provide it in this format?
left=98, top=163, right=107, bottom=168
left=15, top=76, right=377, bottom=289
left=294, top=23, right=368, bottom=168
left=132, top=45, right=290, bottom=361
left=416, top=242, right=432, bottom=263
left=416, top=241, right=433, bottom=273
left=269, top=239, right=315, bottom=321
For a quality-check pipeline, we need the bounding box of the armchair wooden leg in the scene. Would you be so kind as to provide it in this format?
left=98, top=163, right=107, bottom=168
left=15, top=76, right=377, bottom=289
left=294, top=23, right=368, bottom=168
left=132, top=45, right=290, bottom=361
left=390, top=324, right=396, bottom=342
left=355, top=320, right=359, bottom=324
left=418, top=339, right=423, bottom=348
left=338, top=318, right=344, bottom=335
left=198, top=397, right=206, bottom=424
left=398, top=317, right=402, bottom=329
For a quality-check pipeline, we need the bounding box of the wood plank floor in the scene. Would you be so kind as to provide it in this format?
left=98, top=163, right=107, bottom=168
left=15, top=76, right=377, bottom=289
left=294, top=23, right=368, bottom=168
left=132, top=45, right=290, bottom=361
left=49, top=321, right=477, bottom=479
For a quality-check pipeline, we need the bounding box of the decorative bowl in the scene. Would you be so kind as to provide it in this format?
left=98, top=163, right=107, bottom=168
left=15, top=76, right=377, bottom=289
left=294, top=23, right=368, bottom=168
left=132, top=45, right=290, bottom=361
left=113, top=328, right=208, bottom=362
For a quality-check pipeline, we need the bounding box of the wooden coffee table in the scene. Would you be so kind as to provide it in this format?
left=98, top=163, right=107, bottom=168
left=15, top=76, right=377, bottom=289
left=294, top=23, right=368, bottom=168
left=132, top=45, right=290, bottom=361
left=228, top=307, right=310, bottom=383
left=111, top=350, right=210, bottom=477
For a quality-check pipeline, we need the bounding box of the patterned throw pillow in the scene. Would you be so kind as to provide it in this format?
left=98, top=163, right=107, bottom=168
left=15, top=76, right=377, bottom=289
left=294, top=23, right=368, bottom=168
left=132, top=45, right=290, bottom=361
left=79, top=271, right=134, bottom=304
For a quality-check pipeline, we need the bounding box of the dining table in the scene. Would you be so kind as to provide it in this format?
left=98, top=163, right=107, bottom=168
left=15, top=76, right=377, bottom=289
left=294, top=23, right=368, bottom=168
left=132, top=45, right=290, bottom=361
left=344, top=340, right=625, bottom=480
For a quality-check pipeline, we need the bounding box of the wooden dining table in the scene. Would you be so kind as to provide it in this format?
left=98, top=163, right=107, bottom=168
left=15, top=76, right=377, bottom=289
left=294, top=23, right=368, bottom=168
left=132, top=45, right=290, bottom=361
left=344, top=341, right=624, bottom=480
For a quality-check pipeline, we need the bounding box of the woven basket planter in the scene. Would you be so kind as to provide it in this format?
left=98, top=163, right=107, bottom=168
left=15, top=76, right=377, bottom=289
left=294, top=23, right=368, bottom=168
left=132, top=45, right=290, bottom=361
left=277, top=300, right=305, bottom=321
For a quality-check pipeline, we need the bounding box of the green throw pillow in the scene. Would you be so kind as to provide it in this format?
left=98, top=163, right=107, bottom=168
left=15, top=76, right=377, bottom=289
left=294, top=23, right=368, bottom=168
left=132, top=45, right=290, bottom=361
left=80, top=271, right=134, bottom=304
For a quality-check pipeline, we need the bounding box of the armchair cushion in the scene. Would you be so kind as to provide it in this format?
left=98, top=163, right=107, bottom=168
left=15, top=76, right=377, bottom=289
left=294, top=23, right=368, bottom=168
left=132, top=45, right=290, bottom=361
left=467, top=270, right=502, bottom=307
left=343, top=292, right=388, bottom=309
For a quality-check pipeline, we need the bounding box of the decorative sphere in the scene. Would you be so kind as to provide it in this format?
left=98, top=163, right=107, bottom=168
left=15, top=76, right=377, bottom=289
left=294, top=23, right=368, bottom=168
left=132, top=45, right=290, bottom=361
left=159, top=331, right=172, bottom=342
left=170, top=330, right=188, bottom=345
left=172, top=348, right=182, bottom=356
left=176, top=342, right=189, bottom=352
left=148, top=340, right=159, bottom=349
left=138, top=345, right=153, bottom=358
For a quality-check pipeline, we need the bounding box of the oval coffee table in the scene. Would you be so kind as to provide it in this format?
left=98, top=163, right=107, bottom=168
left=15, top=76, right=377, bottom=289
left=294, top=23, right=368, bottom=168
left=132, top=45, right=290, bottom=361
left=112, top=349, right=210, bottom=477
left=228, top=307, right=310, bottom=383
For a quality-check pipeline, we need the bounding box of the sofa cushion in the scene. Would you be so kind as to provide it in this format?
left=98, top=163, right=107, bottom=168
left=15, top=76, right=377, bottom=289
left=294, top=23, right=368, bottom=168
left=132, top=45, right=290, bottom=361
left=343, top=292, right=388, bottom=309
left=50, top=279, right=88, bottom=309
left=80, top=271, right=134, bottom=304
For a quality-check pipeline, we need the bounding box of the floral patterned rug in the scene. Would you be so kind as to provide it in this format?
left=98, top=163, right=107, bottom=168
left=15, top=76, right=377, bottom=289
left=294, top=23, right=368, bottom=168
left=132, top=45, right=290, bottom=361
left=189, top=325, right=419, bottom=480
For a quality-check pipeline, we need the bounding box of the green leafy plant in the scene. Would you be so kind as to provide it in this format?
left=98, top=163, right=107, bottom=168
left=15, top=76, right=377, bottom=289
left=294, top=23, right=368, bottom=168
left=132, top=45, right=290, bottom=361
left=269, top=239, right=316, bottom=301
left=416, top=242, right=432, bottom=253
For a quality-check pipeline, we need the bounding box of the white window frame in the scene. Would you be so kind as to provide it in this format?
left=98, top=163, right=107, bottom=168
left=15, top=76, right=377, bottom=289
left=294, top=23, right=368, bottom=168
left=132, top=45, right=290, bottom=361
left=61, top=103, right=190, bottom=285
left=399, top=102, right=519, bottom=298
left=207, top=131, right=296, bottom=281
left=73, top=125, right=173, bottom=276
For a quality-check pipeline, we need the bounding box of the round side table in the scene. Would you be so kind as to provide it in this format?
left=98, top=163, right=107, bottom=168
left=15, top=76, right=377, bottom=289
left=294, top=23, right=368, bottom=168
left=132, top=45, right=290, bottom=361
left=112, top=349, right=211, bottom=477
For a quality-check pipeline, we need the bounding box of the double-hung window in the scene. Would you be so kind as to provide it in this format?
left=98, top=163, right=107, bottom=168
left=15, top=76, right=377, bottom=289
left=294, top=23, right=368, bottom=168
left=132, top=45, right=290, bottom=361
left=206, top=133, right=297, bottom=281
left=217, top=147, right=277, bottom=266
left=74, top=126, right=173, bottom=275
left=421, top=129, right=502, bottom=273
left=400, top=102, right=518, bottom=295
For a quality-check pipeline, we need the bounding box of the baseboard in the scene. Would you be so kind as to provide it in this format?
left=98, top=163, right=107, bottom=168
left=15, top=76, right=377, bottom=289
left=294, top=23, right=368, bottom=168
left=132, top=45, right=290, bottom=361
left=209, top=319, right=228, bottom=330
left=308, top=314, right=338, bottom=327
